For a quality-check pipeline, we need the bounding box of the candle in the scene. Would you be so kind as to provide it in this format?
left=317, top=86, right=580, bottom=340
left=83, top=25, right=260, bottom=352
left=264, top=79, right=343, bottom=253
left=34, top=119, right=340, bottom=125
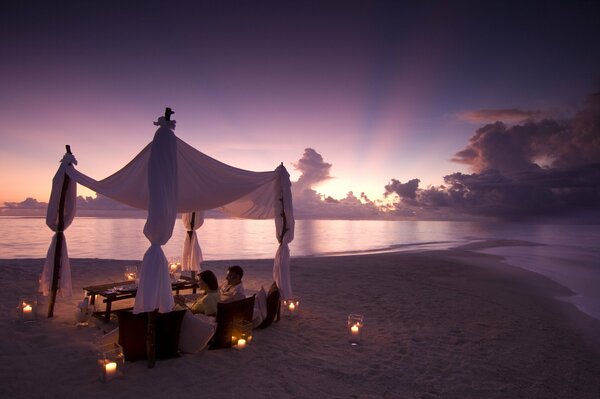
left=348, top=314, right=364, bottom=345
left=23, top=304, right=32, bottom=314
left=105, top=361, right=117, bottom=381
left=283, top=297, right=300, bottom=317
left=236, top=338, right=246, bottom=349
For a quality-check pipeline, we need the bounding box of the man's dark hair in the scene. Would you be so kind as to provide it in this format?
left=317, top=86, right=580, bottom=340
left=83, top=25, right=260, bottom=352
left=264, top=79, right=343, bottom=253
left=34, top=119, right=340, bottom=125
left=228, top=265, right=244, bottom=279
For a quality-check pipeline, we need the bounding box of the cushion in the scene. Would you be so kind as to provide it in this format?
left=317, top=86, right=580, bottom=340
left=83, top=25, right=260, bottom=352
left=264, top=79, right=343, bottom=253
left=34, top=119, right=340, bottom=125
left=209, top=295, right=255, bottom=350
left=117, top=309, right=186, bottom=361
left=252, top=286, right=268, bottom=328
left=258, top=282, right=280, bottom=329
left=179, top=311, right=216, bottom=354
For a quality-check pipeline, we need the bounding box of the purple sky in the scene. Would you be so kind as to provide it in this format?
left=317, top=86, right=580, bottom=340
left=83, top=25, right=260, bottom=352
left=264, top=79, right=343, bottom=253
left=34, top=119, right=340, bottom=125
left=1, top=1, right=599, bottom=221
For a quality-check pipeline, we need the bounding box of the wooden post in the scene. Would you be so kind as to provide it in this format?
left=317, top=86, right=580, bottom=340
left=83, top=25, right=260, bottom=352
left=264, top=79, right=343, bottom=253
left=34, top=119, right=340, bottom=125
left=147, top=310, right=157, bottom=368
left=278, top=196, right=288, bottom=244
left=278, top=163, right=289, bottom=244
left=187, top=212, right=195, bottom=241
left=47, top=145, right=72, bottom=318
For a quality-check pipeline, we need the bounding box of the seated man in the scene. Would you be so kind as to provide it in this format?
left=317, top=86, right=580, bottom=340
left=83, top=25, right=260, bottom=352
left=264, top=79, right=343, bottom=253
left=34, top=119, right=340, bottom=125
left=219, top=265, right=246, bottom=303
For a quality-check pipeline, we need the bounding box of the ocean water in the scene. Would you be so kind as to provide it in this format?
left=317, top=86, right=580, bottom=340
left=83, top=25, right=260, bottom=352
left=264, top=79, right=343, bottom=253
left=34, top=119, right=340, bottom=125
left=1, top=216, right=599, bottom=318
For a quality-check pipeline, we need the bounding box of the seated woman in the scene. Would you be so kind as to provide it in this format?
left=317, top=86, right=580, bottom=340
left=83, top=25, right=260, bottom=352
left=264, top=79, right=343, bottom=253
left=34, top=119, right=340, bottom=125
left=175, top=270, right=220, bottom=316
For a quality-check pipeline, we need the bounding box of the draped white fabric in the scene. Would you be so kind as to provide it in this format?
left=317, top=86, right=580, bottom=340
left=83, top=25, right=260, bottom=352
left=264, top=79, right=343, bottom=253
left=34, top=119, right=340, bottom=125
left=66, top=137, right=283, bottom=216
left=175, top=139, right=280, bottom=214
left=133, top=121, right=178, bottom=313
left=273, top=164, right=295, bottom=299
left=40, top=154, right=78, bottom=297
left=48, top=114, right=295, bottom=313
left=181, top=211, right=203, bottom=271
left=66, top=145, right=151, bottom=210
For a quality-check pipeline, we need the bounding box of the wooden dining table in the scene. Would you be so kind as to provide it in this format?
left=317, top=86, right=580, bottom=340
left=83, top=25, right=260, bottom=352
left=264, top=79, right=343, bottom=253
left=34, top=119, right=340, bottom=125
left=83, top=277, right=199, bottom=322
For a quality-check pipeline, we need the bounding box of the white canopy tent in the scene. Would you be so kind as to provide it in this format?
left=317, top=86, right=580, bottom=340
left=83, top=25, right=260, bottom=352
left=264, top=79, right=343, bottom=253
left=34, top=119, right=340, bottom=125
left=41, top=112, right=294, bottom=317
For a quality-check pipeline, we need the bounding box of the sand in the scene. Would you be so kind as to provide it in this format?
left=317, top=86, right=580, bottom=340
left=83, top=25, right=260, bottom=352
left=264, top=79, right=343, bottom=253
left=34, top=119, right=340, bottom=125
left=1, top=246, right=599, bottom=399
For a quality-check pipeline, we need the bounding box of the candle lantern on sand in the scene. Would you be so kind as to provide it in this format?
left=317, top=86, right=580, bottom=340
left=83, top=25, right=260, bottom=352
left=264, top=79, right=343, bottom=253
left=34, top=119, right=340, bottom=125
left=97, top=343, right=125, bottom=382
left=18, top=296, right=38, bottom=323
left=232, top=320, right=253, bottom=350
left=74, top=296, right=94, bottom=326
left=348, top=314, right=364, bottom=345
left=282, top=296, right=300, bottom=317
left=123, top=265, right=138, bottom=283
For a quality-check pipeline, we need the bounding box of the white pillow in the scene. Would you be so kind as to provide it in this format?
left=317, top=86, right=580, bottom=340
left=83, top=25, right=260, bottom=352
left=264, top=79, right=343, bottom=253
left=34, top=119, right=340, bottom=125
left=252, top=286, right=268, bottom=328
left=179, top=310, right=216, bottom=353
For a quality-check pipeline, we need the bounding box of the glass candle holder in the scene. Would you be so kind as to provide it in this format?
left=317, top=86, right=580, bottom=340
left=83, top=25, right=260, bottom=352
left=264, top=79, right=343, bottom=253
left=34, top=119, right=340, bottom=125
left=282, top=296, right=300, bottom=317
left=123, top=265, right=138, bottom=282
left=97, top=343, right=125, bottom=382
left=168, top=257, right=182, bottom=280
left=231, top=320, right=253, bottom=350
left=74, top=299, right=94, bottom=327
left=18, top=296, right=38, bottom=323
left=348, top=314, right=364, bottom=345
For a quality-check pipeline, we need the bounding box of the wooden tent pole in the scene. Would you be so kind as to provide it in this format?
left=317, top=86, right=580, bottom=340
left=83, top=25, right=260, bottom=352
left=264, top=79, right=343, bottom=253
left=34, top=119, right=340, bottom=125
left=187, top=212, right=195, bottom=241
left=277, top=163, right=289, bottom=244
left=147, top=310, right=157, bottom=368
left=47, top=145, right=72, bottom=318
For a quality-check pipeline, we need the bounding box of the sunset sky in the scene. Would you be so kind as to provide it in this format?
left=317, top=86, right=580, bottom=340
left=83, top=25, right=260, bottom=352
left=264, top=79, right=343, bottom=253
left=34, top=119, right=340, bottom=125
left=1, top=1, right=599, bottom=220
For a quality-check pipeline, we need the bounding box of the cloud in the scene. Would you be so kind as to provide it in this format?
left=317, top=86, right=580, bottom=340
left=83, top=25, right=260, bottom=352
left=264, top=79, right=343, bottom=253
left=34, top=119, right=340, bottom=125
left=76, top=195, right=134, bottom=210
left=384, top=92, right=600, bottom=221
left=454, top=93, right=600, bottom=174
left=456, top=108, right=543, bottom=124
left=5, top=93, right=599, bottom=222
left=452, top=120, right=559, bottom=173
left=292, top=148, right=332, bottom=194
left=1, top=194, right=146, bottom=217
left=291, top=149, right=384, bottom=219
left=3, top=197, right=47, bottom=209
left=293, top=189, right=381, bottom=219
left=383, top=178, right=420, bottom=201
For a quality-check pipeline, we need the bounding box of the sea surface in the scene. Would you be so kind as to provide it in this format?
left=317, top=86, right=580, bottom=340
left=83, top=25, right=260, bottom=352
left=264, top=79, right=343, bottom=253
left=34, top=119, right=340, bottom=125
left=1, top=216, right=599, bottom=318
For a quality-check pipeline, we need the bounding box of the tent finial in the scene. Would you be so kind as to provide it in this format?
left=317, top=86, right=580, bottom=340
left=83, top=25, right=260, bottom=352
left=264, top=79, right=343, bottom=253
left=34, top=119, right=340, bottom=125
left=165, top=107, right=174, bottom=121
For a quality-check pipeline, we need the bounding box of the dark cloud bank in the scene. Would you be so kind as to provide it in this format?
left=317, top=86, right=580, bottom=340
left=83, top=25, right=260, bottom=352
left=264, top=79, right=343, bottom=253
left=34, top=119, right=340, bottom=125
left=4, top=93, right=599, bottom=222
left=293, top=92, right=600, bottom=223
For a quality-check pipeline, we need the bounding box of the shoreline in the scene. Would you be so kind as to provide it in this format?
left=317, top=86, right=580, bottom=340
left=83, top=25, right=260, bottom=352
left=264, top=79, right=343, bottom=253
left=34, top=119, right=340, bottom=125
left=1, top=249, right=600, bottom=398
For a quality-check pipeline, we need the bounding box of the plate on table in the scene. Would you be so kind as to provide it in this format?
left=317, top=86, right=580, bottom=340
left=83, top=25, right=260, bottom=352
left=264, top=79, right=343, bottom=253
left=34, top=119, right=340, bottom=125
left=115, top=285, right=137, bottom=293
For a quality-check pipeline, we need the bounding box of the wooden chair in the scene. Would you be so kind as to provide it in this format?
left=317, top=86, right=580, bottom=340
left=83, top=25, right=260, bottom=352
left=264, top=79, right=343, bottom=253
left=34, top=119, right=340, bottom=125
left=116, top=309, right=186, bottom=366
left=209, top=295, right=255, bottom=349
left=257, top=282, right=281, bottom=329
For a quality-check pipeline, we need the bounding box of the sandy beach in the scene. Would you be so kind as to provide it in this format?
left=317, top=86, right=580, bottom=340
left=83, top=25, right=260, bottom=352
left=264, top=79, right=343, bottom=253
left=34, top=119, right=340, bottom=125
left=1, top=246, right=599, bottom=399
